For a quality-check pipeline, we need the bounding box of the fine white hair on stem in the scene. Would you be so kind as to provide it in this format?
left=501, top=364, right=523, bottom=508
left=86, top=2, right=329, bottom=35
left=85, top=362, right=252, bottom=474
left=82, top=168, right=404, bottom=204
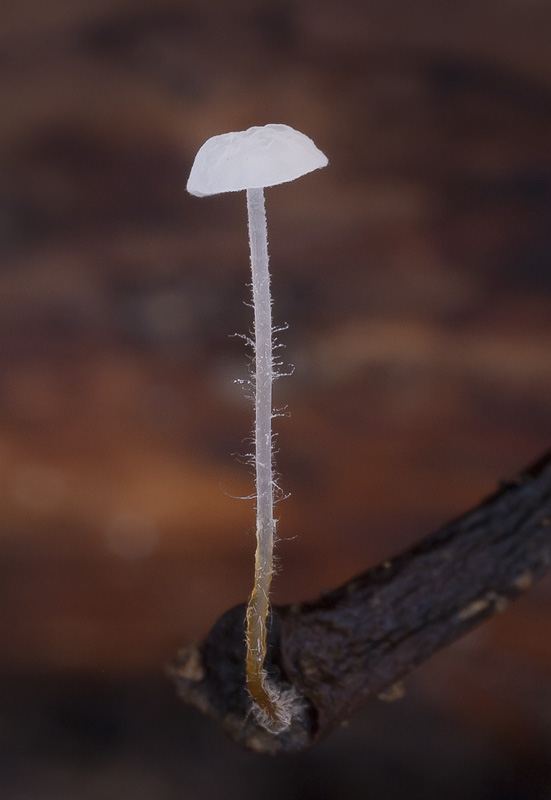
left=244, top=186, right=287, bottom=730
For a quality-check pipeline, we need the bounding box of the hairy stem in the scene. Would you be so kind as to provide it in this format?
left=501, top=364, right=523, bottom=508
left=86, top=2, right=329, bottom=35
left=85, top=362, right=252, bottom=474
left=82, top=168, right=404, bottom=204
left=245, top=187, right=286, bottom=730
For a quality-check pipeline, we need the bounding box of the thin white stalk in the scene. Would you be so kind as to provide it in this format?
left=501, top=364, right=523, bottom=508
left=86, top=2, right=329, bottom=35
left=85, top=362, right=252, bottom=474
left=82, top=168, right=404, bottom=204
left=248, top=186, right=274, bottom=602
left=244, top=187, right=291, bottom=731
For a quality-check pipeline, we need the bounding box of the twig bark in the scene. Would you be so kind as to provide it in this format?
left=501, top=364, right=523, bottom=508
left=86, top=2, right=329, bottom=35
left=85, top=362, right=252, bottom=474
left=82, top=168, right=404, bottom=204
left=169, top=451, right=551, bottom=754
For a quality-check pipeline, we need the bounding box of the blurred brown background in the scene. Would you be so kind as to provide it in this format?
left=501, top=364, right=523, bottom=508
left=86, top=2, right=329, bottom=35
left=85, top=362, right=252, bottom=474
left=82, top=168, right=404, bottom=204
left=0, top=1, right=550, bottom=798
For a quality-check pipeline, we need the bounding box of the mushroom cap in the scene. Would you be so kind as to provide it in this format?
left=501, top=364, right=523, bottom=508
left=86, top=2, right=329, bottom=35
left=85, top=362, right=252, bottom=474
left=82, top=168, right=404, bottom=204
left=187, top=124, right=328, bottom=197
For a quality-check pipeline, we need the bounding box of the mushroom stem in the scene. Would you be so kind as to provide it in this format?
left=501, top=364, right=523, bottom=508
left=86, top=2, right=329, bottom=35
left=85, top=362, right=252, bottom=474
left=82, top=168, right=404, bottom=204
left=244, top=187, right=282, bottom=728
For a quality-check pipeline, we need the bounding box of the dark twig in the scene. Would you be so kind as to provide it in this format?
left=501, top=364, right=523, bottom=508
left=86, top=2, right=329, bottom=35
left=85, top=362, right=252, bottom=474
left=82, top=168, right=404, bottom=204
left=169, top=451, right=551, bottom=754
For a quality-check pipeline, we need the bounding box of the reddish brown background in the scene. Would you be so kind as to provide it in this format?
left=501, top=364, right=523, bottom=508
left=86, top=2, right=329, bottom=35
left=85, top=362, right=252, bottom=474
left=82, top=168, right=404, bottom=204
left=0, top=1, right=550, bottom=798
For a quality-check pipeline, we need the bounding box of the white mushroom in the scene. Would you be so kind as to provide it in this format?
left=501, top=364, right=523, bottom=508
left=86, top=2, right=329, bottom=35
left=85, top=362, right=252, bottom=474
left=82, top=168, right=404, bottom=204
left=187, top=124, right=328, bottom=733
